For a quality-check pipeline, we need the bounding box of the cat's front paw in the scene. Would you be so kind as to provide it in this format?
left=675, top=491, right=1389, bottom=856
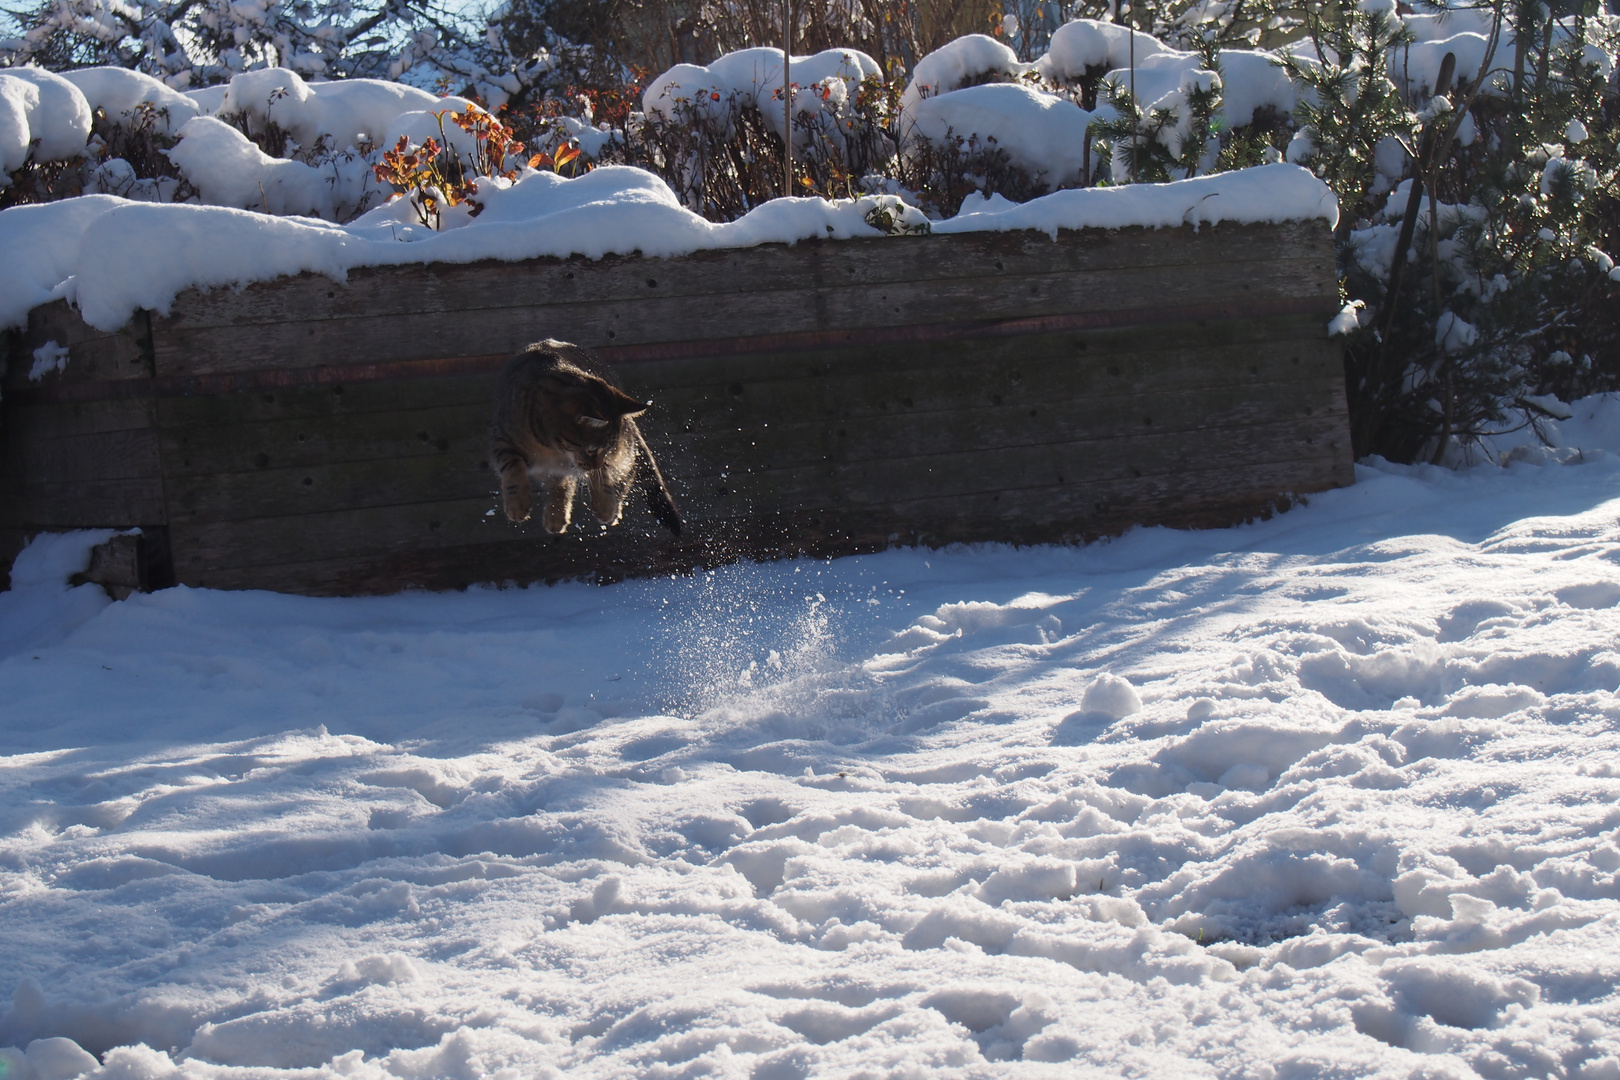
left=502, top=486, right=532, bottom=523
left=541, top=508, right=571, bottom=534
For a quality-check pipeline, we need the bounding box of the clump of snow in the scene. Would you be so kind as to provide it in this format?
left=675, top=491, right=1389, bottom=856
left=7, top=397, right=1620, bottom=1075
left=0, top=528, right=115, bottom=658
left=0, top=66, right=91, bottom=179
left=643, top=47, right=881, bottom=147
left=1035, top=18, right=1170, bottom=81
left=61, top=66, right=201, bottom=134
left=1328, top=299, right=1365, bottom=336
left=900, top=33, right=1029, bottom=112
left=220, top=68, right=438, bottom=152
left=1081, top=672, right=1142, bottom=719
left=1105, top=48, right=1297, bottom=129
left=183, top=83, right=228, bottom=115
left=933, top=162, right=1337, bottom=236
left=1437, top=392, right=1620, bottom=468
left=166, top=115, right=381, bottom=220
left=903, top=82, right=1103, bottom=189
left=1435, top=309, right=1479, bottom=354
left=27, top=340, right=68, bottom=380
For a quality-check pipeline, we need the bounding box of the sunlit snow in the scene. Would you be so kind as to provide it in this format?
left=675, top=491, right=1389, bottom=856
left=2, top=402, right=1619, bottom=1078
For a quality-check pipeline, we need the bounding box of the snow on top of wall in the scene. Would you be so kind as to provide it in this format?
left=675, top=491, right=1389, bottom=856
left=1, top=161, right=1336, bottom=334
left=936, top=161, right=1336, bottom=236
left=0, top=76, right=35, bottom=176
left=0, top=193, right=126, bottom=324
left=900, top=33, right=1028, bottom=112
left=903, top=82, right=1106, bottom=188
left=0, top=65, right=92, bottom=174
left=62, top=66, right=202, bottom=134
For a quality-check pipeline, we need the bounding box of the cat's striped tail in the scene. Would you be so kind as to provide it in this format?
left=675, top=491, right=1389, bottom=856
left=634, top=427, right=683, bottom=536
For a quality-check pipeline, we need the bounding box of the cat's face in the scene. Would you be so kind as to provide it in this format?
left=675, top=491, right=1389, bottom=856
left=557, top=381, right=646, bottom=470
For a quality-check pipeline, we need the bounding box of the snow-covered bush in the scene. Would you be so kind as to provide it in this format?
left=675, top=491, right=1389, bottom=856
left=1292, top=0, right=1620, bottom=461
left=4, top=0, right=1618, bottom=464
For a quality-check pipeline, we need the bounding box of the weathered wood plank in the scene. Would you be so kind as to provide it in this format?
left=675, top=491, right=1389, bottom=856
left=150, top=330, right=1338, bottom=478
left=7, top=303, right=152, bottom=388
left=168, top=450, right=1346, bottom=591
left=4, top=222, right=1350, bottom=596
left=146, top=315, right=1335, bottom=432
left=0, top=478, right=167, bottom=528
left=163, top=415, right=1346, bottom=575
left=157, top=378, right=1345, bottom=524
left=4, top=397, right=159, bottom=440
left=17, top=427, right=163, bottom=485
left=151, top=254, right=1337, bottom=376
left=159, top=221, right=1336, bottom=330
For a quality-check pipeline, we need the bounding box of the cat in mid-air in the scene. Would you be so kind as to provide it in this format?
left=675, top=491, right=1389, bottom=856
left=490, top=339, right=682, bottom=536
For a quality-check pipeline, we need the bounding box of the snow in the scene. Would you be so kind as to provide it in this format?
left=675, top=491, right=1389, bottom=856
left=1, top=161, right=1337, bottom=334
left=5, top=395, right=1620, bottom=1076
left=1034, top=18, right=1170, bottom=82
left=28, top=340, right=69, bottom=380
left=932, top=162, right=1337, bottom=236
left=165, top=115, right=380, bottom=220
left=0, top=194, right=125, bottom=332
left=60, top=68, right=201, bottom=135
left=0, top=66, right=91, bottom=177
left=219, top=68, right=438, bottom=151
left=900, top=34, right=1027, bottom=113
left=1104, top=48, right=1297, bottom=127
left=902, top=83, right=1102, bottom=189
left=643, top=47, right=882, bottom=145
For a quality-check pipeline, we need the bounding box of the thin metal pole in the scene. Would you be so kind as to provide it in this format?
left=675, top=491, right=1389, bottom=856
left=1128, top=6, right=1135, bottom=179
left=783, top=0, right=793, bottom=196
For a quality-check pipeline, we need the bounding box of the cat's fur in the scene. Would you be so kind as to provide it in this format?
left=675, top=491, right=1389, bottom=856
left=490, top=340, right=682, bottom=536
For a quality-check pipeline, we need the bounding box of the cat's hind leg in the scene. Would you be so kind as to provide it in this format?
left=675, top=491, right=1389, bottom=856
left=541, top=474, right=577, bottom=534
left=498, top=458, right=532, bottom=523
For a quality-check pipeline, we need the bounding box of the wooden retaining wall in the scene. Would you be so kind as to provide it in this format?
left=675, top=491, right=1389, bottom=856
left=1, top=220, right=1351, bottom=596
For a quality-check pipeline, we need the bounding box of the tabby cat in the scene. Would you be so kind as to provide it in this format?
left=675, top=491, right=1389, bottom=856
left=490, top=340, right=682, bottom=535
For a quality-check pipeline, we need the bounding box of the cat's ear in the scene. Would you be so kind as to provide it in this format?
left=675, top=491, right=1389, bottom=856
left=601, top=386, right=648, bottom=418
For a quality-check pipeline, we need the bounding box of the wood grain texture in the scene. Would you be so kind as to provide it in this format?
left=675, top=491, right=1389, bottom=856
left=148, top=325, right=1337, bottom=477
left=172, top=452, right=1345, bottom=593
left=2, top=222, right=1351, bottom=595
left=0, top=478, right=167, bottom=528
left=159, top=221, right=1336, bottom=330
left=151, top=254, right=1337, bottom=376
left=157, top=382, right=1344, bottom=524
left=0, top=397, right=165, bottom=530
left=6, top=303, right=151, bottom=389
left=161, top=408, right=1347, bottom=573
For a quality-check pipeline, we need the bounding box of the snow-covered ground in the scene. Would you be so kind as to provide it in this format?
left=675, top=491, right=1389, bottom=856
left=2, top=402, right=1620, bottom=1079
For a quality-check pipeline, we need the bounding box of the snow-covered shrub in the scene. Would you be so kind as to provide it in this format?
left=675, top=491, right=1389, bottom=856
left=1293, top=0, right=1620, bottom=462
left=371, top=103, right=526, bottom=228
left=0, top=65, right=92, bottom=204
